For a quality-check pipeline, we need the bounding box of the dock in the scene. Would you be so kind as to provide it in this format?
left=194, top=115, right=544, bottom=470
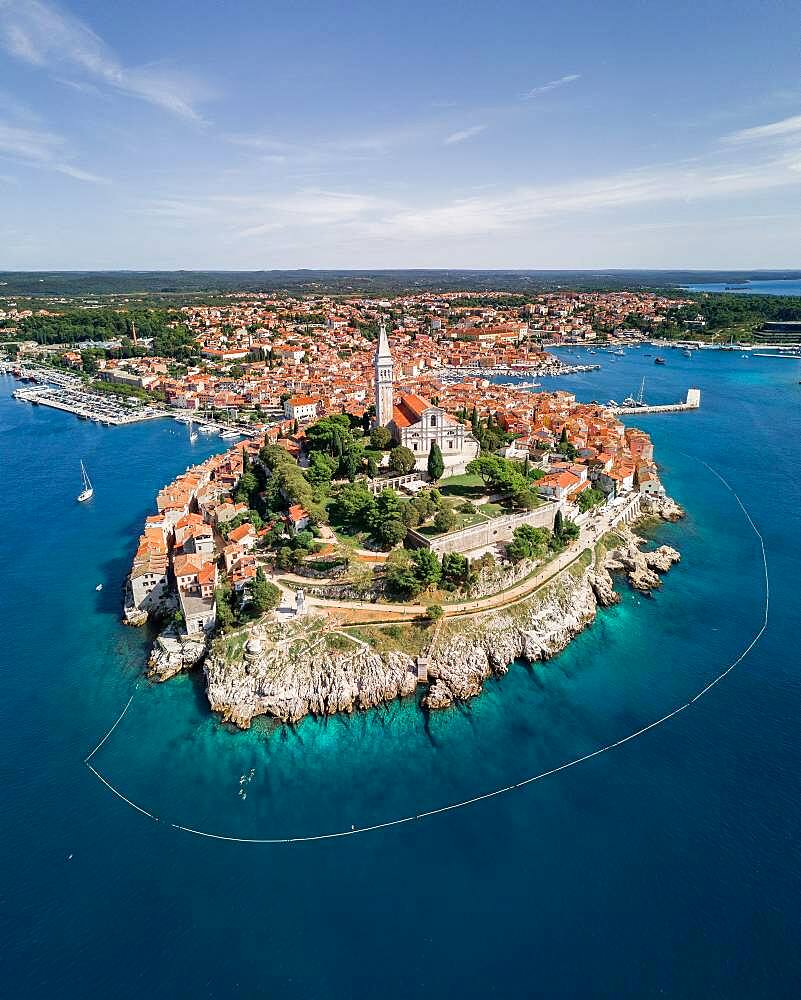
left=609, top=388, right=701, bottom=416
left=12, top=385, right=166, bottom=425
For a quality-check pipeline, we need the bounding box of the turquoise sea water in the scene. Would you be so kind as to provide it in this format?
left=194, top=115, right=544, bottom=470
left=683, top=277, right=801, bottom=296
left=2, top=349, right=800, bottom=997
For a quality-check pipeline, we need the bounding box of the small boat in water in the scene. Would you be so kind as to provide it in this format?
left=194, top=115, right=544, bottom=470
left=95, top=584, right=103, bottom=591
left=76, top=460, right=93, bottom=502
left=654, top=357, right=666, bottom=365
left=188, top=419, right=199, bottom=444
left=220, top=429, right=241, bottom=439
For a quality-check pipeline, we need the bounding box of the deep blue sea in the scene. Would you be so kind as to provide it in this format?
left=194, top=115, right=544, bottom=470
left=2, top=348, right=800, bottom=998
left=683, top=277, right=801, bottom=296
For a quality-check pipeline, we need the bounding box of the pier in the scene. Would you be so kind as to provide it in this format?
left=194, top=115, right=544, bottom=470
left=609, top=388, right=701, bottom=416
left=12, top=384, right=166, bottom=425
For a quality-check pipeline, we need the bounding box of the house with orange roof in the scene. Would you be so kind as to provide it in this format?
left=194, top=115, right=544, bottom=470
left=283, top=394, right=321, bottom=423
left=228, top=522, right=256, bottom=549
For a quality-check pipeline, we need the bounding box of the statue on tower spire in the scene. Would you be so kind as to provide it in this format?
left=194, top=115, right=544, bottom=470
left=373, top=318, right=394, bottom=428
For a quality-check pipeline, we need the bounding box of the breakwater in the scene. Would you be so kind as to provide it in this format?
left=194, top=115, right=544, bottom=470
left=609, top=388, right=701, bottom=416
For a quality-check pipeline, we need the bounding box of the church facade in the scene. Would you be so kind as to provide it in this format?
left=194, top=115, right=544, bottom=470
left=374, top=324, right=479, bottom=476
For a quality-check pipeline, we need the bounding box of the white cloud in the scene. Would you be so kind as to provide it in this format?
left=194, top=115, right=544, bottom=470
left=0, top=0, right=208, bottom=122
left=0, top=121, right=107, bottom=182
left=384, top=150, right=801, bottom=239
left=54, top=163, right=109, bottom=183
left=723, top=113, right=801, bottom=144
left=522, top=73, right=580, bottom=100
left=444, top=124, right=486, bottom=145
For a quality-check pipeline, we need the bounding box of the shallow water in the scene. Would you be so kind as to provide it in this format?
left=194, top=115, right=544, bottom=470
left=1, top=351, right=800, bottom=998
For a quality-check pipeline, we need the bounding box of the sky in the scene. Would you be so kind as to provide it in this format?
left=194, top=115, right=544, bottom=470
left=0, top=0, right=800, bottom=270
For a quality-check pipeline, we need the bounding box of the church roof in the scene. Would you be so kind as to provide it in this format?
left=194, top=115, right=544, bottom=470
left=392, top=392, right=457, bottom=429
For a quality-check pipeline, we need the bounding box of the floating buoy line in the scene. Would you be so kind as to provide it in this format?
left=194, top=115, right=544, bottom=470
left=84, top=459, right=769, bottom=845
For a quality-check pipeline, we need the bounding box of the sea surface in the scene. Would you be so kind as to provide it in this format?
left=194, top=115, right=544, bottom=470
left=682, top=277, right=801, bottom=296
left=2, top=349, right=800, bottom=998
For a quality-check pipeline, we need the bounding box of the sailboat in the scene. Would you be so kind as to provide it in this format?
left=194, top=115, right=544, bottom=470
left=77, top=460, right=93, bottom=502
left=188, top=419, right=199, bottom=444
left=622, top=378, right=646, bottom=408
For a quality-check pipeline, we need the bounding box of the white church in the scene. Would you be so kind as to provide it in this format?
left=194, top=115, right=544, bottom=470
left=374, top=324, right=479, bottom=476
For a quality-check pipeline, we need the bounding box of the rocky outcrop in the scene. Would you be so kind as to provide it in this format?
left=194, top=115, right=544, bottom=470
left=605, top=525, right=681, bottom=593
left=205, top=632, right=418, bottom=728
left=641, top=493, right=685, bottom=521
left=589, top=564, right=620, bottom=608
left=422, top=563, right=598, bottom=708
left=148, top=632, right=208, bottom=681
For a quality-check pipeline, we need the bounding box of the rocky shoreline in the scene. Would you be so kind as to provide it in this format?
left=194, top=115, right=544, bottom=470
left=147, top=501, right=683, bottom=729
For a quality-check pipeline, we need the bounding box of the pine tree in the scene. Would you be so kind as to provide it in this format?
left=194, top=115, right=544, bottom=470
left=554, top=509, right=564, bottom=540
left=427, top=440, right=444, bottom=482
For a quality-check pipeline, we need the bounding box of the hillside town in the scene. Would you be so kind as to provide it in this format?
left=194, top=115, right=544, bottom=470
left=124, top=324, right=673, bottom=646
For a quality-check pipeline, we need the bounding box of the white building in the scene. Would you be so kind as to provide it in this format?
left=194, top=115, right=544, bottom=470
left=283, top=395, right=321, bottom=423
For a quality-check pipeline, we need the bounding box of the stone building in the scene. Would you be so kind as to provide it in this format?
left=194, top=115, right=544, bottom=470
left=374, top=322, right=479, bottom=476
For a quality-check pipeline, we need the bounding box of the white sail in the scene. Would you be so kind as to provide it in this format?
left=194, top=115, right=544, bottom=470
left=77, top=460, right=93, bottom=502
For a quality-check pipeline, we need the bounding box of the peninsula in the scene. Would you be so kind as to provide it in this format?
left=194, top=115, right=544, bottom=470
left=121, top=320, right=685, bottom=728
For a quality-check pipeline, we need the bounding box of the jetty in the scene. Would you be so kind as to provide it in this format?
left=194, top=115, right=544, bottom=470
left=609, top=388, right=701, bottom=416
left=12, top=384, right=165, bottom=425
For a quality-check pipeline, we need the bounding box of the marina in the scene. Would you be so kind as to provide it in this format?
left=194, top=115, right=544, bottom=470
left=12, top=384, right=165, bottom=426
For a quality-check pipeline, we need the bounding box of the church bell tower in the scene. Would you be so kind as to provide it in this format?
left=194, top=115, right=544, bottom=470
left=374, top=321, right=394, bottom=428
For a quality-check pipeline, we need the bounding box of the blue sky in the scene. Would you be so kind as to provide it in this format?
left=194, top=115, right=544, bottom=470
left=1, top=0, right=800, bottom=269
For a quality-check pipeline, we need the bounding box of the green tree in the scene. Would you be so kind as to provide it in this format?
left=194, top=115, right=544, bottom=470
left=577, top=487, right=606, bottom=512
left=388, top=445, right=416, bottom=474
left=369, top=426, right=393, bottom=450
left=433, top=505, right=456, bottom=533
left=426, top=603, right=444, bottom=622
left=441, top=552, right=470, bottom=588
left=214, top=587, right=235, bottom=630
left=306, top=451, right=339, bottom=486
left=384, top=549, right=423, bottom=597
left=251, top=568, right=281, bottom=613
left=411, top=549, right=441, bottom=589
left=427, top=441, right=445, bottom=481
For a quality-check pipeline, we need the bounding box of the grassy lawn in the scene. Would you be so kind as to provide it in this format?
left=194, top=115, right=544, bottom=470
left=345, top=621, right=434, bottom=657
left=324, top=632, right=361, bottom=653
left=414, top=493, right=489, bottom=537
left=438, top=473, right=487, bottom=500
left=477, top=502, right=504, bottom=518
